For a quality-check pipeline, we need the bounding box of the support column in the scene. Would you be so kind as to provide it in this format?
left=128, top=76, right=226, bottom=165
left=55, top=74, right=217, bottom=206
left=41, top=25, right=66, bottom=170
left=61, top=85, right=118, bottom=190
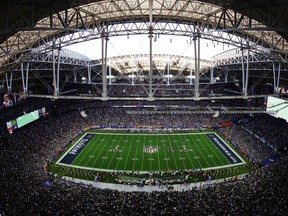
left=189, top=62, right=193, bottom=85
left=224, top=70, right=228, bottom=83
left=277, top=63, right=281, bottom=91
left=273, top=62, right=281, bottom=93
left=73, top=69, right=77, bottom=83
left=273, top=62, right=276, bottom=93
left=167, top=60, right=170, bottom=85
left=241, top=47, right=245, bottom=95
left=244, top=48, right=250, bottom=97
left=132, top=70, right=135, bottom=85
left=52, top=47, right=58, bottom=97
left=197, top=32, right=200, bottom=97
left=56, top=48, right=61, bottom=95
left=210, top=66, right=214, bottom=84
left=25, top=63, right=29, bottom=94
left=87, top=63, right=92, bottom=84
left=5, top=72, right=13, bottom=92
left=193, top=32, right=200, bottom=98
left=21, top=62, right=29, bottom=94
left=101, top=31, right=108, bottom=98
left=148, top=0, right=153, bottom=98
left=108, top=64, right=112, bottom=85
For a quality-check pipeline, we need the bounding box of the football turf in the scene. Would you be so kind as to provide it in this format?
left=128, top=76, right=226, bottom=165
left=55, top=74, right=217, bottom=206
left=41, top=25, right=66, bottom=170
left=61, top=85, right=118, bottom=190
left=56, top=132, right=245, bottom=172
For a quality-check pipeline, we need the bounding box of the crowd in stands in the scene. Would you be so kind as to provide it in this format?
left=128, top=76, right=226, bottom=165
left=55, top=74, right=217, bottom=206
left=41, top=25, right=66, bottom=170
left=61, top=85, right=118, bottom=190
left=62, top=82, right=251, bottom=99
left=0, top=99, right=287, bottom=215
left=218, top=113, right=288, bottom=164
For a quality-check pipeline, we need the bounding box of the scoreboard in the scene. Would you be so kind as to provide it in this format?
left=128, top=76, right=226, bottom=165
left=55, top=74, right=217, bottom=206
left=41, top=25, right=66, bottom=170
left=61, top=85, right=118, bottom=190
left=6, top=107, right=46, bottom=133
left=266, top=96, right=288, bottom=122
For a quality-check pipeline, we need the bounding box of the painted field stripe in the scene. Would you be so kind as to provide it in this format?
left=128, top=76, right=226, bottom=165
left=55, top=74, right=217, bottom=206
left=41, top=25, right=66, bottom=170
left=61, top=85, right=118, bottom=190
left=57, top=161, right=242, bottom=173
left=156, top=135, right=161, bottom=171
left=160, top=134, right=171, bottom=171
left=181, top=134, right=202, bottom=169
left=167, top=134, right=179, bottom=170
left=214, top=133, right=246, bottom=164
left=58, top=133, right=96, bottom=165
left=177, top=133, right=194, bottom=170
left=75, top=134, right=105, bottom=166
left=57, top=132, right=246, bottom=173
left=196, top=134, right=220, bottom=167
left=80, top=133, right=104, bottom=167
left=141, top=135, right=145, bottom=171
left=91, top=134, right=113, bottom=168
left=124, top=134, right=134, bottom=170
left=202, top=134, right=228, bottom=166
left=190, top=134, right=210, bottom=168
left=206, top=133, right=243, bottom=164
left=173, top=134, right=187, bottom=170
left=107, top=134, right=124, bottom=169
left=132, top=134, right=139, bottom=171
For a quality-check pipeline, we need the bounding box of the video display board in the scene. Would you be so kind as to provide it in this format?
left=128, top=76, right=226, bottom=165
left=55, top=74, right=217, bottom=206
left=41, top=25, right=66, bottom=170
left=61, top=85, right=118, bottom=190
left=16, top=110, right=39, bottom=128
left=266, top=96, right=288, bottom=122
left=6, top=107, right=46, bottom=133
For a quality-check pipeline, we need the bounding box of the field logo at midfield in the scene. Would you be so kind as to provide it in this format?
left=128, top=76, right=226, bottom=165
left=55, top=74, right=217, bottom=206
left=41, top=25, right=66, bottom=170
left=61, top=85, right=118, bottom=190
left=144, top=146, right=158, bottom=153
left=110, top=145, right=122, bottom=152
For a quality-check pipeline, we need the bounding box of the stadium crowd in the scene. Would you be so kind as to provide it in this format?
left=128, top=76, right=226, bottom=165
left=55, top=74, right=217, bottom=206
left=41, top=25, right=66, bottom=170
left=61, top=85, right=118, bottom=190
left=0, top=98, right=287, bottom=215
left=63, top=82, right=243, bottom=98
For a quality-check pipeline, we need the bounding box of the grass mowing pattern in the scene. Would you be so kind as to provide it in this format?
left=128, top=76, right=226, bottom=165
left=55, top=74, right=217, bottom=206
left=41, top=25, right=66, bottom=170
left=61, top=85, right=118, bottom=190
left=57, top=132, right=245, bottom=172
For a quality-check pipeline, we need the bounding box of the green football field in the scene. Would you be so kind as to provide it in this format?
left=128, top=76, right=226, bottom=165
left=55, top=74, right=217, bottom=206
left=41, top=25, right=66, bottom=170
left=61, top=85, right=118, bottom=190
left=56, top=132, right=245, bottom=172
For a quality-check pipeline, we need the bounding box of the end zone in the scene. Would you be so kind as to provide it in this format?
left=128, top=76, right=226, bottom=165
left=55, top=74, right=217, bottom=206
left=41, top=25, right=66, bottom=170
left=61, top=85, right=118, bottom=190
left=57, top=133, right=95, bottom=165
left=207, top=133, right=245, bottom=165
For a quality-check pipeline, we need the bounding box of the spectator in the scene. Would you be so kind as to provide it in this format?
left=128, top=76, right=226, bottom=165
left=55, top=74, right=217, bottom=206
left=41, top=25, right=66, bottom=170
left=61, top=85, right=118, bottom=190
left=0, top=99, right=287, bottom=215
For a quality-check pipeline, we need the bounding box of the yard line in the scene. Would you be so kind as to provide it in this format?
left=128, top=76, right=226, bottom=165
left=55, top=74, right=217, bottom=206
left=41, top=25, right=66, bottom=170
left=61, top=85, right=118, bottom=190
left=167, top=134, right=179, bottom=170
left=126, top=135, right=139, bottom=170
left=81, top=134, right=106, bottom=167
left=177, top=134, right=194, bottom=170
left=93, top=134, right=115, bottom=168
left=149, top=134, right=152, bottom=172
left=155, top=135, right=161, bottom=171
left=123, top=134, right=135, bottom=171
left=107, top=134, right=124, bottom=169
left=182, top=134, right=202, bottom=169
left=137, top=135, right=146, bottom=171
left=160, top=135, right=171, bottom=171
left=74, top=134, right=103, bottom=166
left=195, top=134, right=219, bottom=167
left=59, top=132, right=245, bottom=173
left=184, top=133, right=210, bottom=169
left=114, top=135, right=127, bottom=170
left=175, top=134, right=188, bottom=170
left=141, top=135, right=145, bottom=171
left=203, top=133, right=228, bottom=166
left=89, top=134, right=110, bottom=168
left=131, top=134, right=139, bottom=171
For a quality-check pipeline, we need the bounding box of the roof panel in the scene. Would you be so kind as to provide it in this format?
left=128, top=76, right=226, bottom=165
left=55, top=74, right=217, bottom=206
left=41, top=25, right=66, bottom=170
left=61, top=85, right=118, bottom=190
left=0, top=0, right=287, bottom=77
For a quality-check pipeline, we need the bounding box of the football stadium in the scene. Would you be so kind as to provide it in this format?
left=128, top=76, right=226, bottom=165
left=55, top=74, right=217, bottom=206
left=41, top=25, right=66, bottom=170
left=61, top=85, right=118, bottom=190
left=0, top=1, right=288, bottom=215
left=56, top=132, right=245, bottom=172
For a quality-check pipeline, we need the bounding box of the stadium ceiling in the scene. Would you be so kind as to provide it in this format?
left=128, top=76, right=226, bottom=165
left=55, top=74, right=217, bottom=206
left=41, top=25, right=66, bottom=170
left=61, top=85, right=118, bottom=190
left=0, top=0, right=287, bottom=100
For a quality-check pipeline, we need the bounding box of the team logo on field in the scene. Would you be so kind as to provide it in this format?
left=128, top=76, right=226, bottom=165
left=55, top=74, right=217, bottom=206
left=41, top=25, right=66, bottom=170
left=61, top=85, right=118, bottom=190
left=144, top=146, right=158, bottom=153
left=110, top=145, right=122, bottom=152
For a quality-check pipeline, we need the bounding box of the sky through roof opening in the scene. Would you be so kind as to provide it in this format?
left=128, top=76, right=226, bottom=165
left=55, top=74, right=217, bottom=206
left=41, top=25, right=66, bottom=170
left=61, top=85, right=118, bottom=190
left=67, top=34, right=235, bottom=61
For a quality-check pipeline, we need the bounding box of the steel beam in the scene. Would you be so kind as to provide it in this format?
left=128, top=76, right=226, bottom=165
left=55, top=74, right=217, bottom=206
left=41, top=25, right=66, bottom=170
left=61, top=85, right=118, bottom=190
left=101, top=31, right=108, bottom=98
left=148, top=0, right=153, bottom=98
